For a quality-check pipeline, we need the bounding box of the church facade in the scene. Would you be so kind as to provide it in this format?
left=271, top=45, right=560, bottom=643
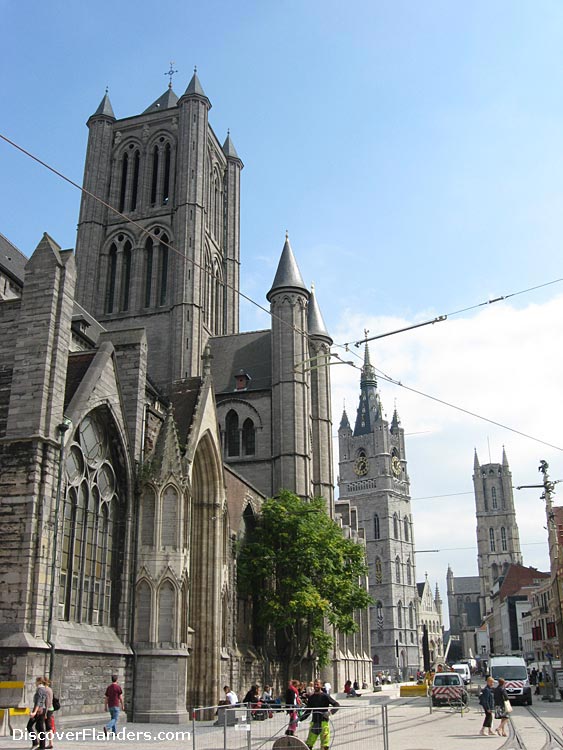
left=335, top=347, right=420, bottom=678
left=0, top=73, right=370, bottom=723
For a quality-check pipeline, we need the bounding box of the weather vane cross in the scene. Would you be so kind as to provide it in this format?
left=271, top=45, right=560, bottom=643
left=165, top=61, right=178, bottom=89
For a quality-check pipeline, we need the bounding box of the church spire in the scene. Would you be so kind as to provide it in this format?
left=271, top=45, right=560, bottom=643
left=353, top=342, right=381, bottom=436
left=474, top=449, right=480, bottom=471
left=502, top=446, right=509, bottom=468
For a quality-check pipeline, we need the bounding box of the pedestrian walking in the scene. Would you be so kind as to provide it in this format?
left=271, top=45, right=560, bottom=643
left=27, top=677, right=48, bottom=750
left=493, top=678, right=511, bottom=737
left=103, top=674, right=124, bottom=736
left=301, top=679, right=339, bottom=750
left=478, top=676, right=495, bottom=736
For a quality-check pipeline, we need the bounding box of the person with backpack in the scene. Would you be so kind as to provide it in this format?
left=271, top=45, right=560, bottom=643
left=478, top=676, right=495, bottom=736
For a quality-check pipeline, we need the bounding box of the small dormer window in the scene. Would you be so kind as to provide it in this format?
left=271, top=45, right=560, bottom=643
left=234, top=369, right=251, bottom=391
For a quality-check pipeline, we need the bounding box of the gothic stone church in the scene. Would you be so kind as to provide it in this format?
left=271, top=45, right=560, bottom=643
left=0, top=73, right=371, bottom=722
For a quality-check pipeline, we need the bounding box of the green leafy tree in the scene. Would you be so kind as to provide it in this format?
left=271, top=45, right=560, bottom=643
left=238, top=490, right=372, bottom=679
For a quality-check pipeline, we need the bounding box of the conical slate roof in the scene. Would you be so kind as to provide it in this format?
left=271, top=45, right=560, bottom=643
left=222, top=131, right=240, bottom=159
left=307, top=284, right=331, bottom=341
left=184, top=70, right=207, bottom=98
left=266, top=235, right=308, bottom=301
left=144, top=87, right=178, bottom=113
left=91, top=92, right=115, bottom=119
left=339, top=409, right=351, bottom=430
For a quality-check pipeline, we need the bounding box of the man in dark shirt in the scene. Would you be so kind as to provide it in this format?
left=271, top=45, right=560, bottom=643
left=301, top=679, right=339, bottom=750
left=104, top=674, right=124, bottom=736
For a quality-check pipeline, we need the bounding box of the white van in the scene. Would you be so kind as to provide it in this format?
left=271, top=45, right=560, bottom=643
left=488, top=655, right=532, bottom=705
left=452, top=663, right=471, bottom=685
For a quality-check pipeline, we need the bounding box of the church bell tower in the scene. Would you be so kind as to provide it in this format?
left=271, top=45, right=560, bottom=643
left=336, top=344, right=419, bottom=677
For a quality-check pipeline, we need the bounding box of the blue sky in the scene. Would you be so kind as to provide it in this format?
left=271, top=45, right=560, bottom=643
left=2, top=0, right=563, bottom=618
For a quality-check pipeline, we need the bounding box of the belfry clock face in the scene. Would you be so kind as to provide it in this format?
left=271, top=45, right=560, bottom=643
left=354, top=456, right=369, bottom=476
left=391, top=456, right=401, bottom=477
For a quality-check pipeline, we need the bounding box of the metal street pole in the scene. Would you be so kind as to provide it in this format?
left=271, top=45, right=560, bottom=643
left=517, top=461, right=562, bottom=701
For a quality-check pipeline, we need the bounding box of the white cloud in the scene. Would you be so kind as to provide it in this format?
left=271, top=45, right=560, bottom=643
left=331, top=293, right=563, bottom=622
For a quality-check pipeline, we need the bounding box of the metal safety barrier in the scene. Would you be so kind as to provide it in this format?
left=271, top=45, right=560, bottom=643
left=191, top=702, right=389, bottom=750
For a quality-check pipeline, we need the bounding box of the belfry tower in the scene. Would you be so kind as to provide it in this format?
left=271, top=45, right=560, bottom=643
left=474, top=449, right=523, bottom=617
left=75, top=72, right=242, bottom=390
left=336, top=345, right=419, bottom=677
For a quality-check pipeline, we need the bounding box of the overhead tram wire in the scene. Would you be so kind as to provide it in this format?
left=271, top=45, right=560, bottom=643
left=349, top=278, right=563, bottom=348
left=340, top=357, right=563, bottom=452
left=3, top=132, right=562, bottom=453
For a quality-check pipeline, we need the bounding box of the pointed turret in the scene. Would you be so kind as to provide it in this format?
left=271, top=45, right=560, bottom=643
left=151, top=406, right=184, bottom=481
left=474, top=449, right=480, bottom=471
left=144, top=87, right=178, bottom=113
left=90, top=91, right=115, bottom=121
left=340, top=408, right=351, bottom=431
left=267, top=234, right=308, bottom=300
left=391, top=406, right=400, bottom=433
left=307, top=284, right=331, bottom=342
left=223, top=131, right=241, bottom=161
left=502, top=446, right=509, bottom=468
left=353, top=343, right=381, bottom=436
left=268, top=235, right=311, bottom=498
left=181, top=69, right=210, bottom=108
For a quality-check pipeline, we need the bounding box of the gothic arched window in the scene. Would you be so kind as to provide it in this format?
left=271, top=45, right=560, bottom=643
left=374, top=514, right=380, bottom=540
left=120, top=241, right=131, bottom=311
left=159, top=235, right=169, bottom=306
left=501, top=526, right=507, bottom=551
left=406, top=558, right=412, bottom=585
left=375, top=557, right=383, bottom=584
left=144, top=237, right=153, bottom=307
left=376, top=601, right=384, bottom=629
left=141, top=488, right=155, bottom=546
left=492, top=486, right=498, bottom=510
left=59, top=411, right=124, bottom=627
left=150, top=145, right=159, bottom=206
left=130, top=150, right=140, bottom=211
left=226, top=410, right=240, bottom=457
left=242, top=418, right=255, bottom=456
left=395, top=556, right=401, bottom=583
left=489, top=527, right=496, bottom=552
left=119, top=152, right=128, bottom=213
left=404, top=516, right=409, bottom=541
left=161, top=486, right=178, bottom=547
left=135, top=581, right=151, bottom=642
left=162, top=142, right=171, bottom=205
left=409, top=602, right=414, bottom=629
left=393, top=513, right=399, bottom=539
left=106, top=244, right=117, bottom=313
left=158, top=581, right=176, bottom=642
left=397, top=602, right=402, bottom=629
left=492, top=562, right=499, bottom=581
